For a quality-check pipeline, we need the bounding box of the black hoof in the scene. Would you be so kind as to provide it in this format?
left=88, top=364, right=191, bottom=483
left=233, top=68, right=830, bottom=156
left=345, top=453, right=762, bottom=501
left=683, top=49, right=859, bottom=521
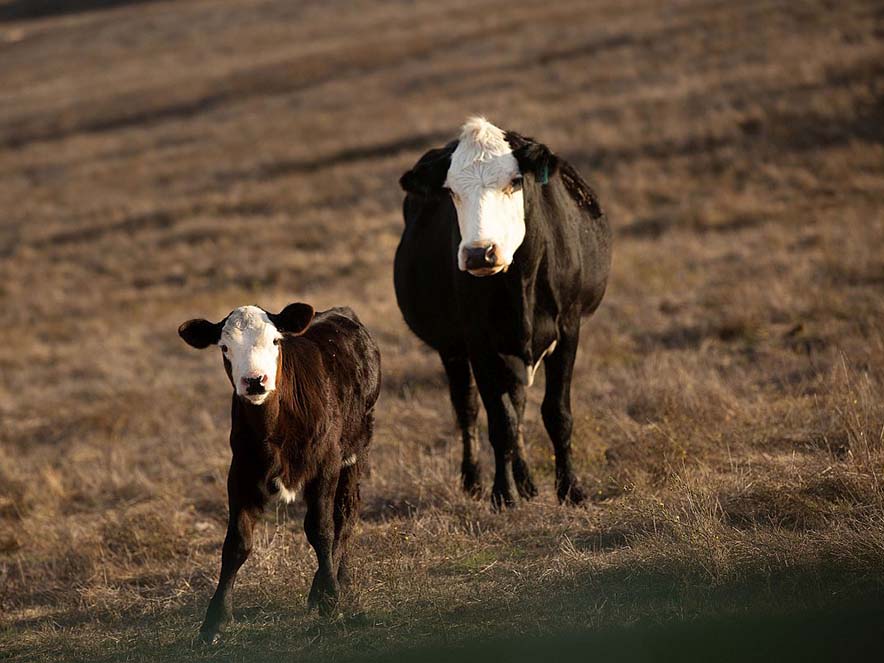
left=516, top=476, right=538, bottom=500
left=309, top=593, right=339, bottom=617
left=557, top=477, right=588, bottom=505
left=198, top=623, right=224, bottom=646
left=461, top=462, right=483, bottom=498
left=512, top=462, right=538, bottom=500
left=198, top=605, right=231, bottom=645
left=308, top=573, right=340, bottom=614
left=491, top=485, right=518, bottom=511
left=337, top=562, right=351, bottom=588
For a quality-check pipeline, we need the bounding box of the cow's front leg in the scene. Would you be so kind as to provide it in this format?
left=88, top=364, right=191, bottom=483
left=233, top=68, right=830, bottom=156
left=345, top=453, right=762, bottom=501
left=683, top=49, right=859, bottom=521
left=440, top=352, right=482, bottom=496
left=200, top=472, right=263, bottom=644
left=305, top=473, right=339, bottom=613
left=508, top=377, right=536, bottom=500
left=471, top=353, right=523, bottom=509
left=541, top=319, right=587, bottom=505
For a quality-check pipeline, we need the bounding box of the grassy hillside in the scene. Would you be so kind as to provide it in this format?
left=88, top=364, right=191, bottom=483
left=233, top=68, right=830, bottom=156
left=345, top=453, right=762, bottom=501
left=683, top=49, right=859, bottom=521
left=1, top=0, right=883, bottom=660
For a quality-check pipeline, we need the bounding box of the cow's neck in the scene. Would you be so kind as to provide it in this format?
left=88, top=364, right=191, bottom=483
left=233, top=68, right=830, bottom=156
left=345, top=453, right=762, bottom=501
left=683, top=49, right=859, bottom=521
left=455, top=218, right=557, bottom=366
left=511, top=215, right=556, bottom=355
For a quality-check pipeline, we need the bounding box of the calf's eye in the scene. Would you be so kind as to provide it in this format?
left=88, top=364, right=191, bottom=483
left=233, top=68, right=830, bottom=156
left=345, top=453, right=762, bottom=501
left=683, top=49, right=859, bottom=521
left=220, top=344, right=228, bottom=353
left=508, top=177, right=523, bottom=193
left=273, top=338, right=280, bottom=346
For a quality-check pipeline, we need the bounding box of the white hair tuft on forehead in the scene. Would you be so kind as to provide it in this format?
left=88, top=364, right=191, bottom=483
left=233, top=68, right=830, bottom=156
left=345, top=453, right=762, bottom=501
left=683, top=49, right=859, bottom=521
left=456, top=116, right=511, bottom=162
left=224, top=305, right=269, bottom=332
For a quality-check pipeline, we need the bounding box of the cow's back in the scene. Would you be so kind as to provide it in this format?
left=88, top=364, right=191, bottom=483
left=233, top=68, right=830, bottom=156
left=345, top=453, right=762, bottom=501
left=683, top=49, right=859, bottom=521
left=556, top=160, right=611, bottom=316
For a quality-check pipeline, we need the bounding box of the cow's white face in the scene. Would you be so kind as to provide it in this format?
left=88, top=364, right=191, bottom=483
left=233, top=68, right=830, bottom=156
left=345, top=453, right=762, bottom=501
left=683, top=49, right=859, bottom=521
left=446, top=117, right=524, bottom=276
left=219, top=306, right=282, bottom=405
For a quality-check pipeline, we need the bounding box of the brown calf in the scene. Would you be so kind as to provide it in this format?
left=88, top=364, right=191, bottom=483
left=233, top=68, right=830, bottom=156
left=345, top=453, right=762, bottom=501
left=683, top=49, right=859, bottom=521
left=179, top=303, right=381, bottom=643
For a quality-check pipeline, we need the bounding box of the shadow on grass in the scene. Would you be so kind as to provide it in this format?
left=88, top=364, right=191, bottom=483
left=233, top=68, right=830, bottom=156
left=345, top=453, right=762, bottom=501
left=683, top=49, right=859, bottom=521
left=345, top=601, right=884, bottom=663
left=38, top=556, right=878, bottom=663
left=0, top=0, right=159, bottom=22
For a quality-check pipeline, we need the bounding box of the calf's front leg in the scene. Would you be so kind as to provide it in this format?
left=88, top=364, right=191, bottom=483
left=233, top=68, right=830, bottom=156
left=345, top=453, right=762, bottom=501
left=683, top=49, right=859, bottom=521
left=304, top=474, right=339, bottom=613
left=200, top=492, right=262, bottom=644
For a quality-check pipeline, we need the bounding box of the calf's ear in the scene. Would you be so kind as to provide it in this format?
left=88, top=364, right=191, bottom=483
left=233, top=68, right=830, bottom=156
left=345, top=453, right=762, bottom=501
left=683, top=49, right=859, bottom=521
left=271, top=303, right=314, bottom=335
left=513, top=142, right=559, bottom=185
left=399, top=141, right=458, bottom=198
left=178, top=319, right=223, bottom=349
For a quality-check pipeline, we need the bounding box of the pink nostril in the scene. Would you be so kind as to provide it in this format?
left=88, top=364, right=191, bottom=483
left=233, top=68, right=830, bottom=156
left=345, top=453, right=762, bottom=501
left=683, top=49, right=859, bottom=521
left=260, top=374, right=268, bottom=384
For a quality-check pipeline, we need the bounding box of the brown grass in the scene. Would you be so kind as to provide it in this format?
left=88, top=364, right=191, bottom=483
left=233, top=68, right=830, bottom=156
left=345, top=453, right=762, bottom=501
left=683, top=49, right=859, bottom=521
left=1, top=0, right=883, bottom=661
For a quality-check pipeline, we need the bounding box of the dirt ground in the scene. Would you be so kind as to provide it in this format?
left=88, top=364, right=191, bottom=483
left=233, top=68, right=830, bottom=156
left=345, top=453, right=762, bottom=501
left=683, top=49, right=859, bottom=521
left=1, top=0, right=883, bottom=661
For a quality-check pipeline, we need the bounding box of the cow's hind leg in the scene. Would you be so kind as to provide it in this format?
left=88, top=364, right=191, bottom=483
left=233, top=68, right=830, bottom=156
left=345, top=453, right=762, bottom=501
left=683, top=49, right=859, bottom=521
left=332, top=459, right=361, bottom=588
left=440, top=353, right=482, bottom=496
left=541, top=320, right=588, bottom=505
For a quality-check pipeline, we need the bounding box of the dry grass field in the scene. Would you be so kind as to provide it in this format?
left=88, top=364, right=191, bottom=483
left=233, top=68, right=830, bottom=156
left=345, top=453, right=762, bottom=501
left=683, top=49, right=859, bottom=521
left=1, top=0, right=883, bottom=660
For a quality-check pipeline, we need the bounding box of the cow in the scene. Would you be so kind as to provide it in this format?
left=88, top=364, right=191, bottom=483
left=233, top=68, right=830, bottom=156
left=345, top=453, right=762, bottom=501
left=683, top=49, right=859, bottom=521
left=178, top=303, right=381, bottom=643
left=394, top=117, right=610, bottom=508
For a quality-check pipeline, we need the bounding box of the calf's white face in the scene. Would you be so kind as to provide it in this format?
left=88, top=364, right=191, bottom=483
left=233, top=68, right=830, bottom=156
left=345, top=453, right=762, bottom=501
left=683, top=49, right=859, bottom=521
left=220, top=306, right=282, bottom=405
left=447, top=117, right=525, bottom=276
left=179, top=301, right=315, bottom=407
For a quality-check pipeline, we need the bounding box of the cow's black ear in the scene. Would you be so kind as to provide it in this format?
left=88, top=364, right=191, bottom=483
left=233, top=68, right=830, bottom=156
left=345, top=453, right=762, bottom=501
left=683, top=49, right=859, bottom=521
left=514, top=142, right=559, bottom=185
left=399, top=141, right=458, bottom=197
left=178, top=318, right=223, bottom=349
left=271, top=303, right=314, bottom=335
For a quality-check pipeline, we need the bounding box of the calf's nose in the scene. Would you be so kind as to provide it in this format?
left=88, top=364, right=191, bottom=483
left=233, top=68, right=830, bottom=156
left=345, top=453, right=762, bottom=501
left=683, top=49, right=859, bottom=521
left=242, top=375, right=268, bottom=394
left=464, top=244, right=498, bottom=270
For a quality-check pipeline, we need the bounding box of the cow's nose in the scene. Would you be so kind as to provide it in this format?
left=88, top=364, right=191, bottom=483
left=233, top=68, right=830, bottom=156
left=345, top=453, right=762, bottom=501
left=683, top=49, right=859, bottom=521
left=464, top=244, right=498, bottom=270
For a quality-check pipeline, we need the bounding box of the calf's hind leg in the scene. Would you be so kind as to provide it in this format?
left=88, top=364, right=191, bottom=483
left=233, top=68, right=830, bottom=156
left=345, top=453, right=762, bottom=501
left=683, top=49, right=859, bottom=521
left=440, top=353, right=482, bottom=496
left=332, top=460, right=361, bottom=587
left=304, top=476, right=339, bottom=613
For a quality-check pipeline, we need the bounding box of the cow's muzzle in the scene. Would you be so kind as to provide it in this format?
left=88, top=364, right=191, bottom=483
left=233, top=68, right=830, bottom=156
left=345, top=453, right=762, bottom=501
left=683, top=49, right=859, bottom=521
left=464, top=244, right=500, bottom=271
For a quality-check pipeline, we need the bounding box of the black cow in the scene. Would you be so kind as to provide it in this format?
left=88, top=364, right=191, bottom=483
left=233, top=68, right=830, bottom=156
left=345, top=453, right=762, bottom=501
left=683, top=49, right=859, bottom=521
left=394, top=117, right=610, bottom=508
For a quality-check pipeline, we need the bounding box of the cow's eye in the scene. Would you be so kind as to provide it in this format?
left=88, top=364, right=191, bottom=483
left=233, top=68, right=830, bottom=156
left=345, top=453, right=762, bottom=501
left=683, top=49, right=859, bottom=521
left=220, top=344, right=228, bottom=353
left=508, top=177, right=523, bottom=193
left=273, top=338, right=280, bottom=346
